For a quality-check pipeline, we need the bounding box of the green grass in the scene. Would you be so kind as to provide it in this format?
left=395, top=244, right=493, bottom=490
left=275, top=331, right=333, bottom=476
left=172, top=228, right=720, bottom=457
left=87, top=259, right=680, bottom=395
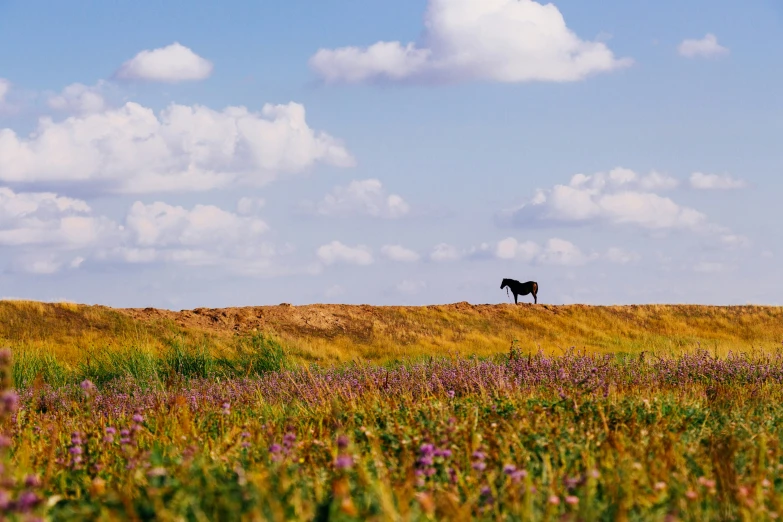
left=10, top=333, right=293, bottom=389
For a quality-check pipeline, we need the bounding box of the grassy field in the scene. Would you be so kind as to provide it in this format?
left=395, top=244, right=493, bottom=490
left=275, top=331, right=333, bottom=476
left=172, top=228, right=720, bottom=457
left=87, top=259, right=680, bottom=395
left=2, top=300, right=783, bottom=520
left=2, top=299, right=783, bottom=375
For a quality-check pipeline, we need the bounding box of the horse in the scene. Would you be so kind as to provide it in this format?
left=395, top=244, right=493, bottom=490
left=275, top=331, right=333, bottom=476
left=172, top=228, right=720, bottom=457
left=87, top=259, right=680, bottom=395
left=500, top=278, right=538, bottom=304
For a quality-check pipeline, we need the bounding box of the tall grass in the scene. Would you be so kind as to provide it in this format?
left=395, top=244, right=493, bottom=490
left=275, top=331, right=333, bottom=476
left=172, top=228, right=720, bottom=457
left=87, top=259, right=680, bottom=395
left=11, top=333, right=293, bottom=388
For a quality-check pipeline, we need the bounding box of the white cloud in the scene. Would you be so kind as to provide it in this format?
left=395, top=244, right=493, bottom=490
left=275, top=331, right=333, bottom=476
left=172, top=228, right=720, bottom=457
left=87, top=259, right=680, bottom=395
left=537, top=238, right=596, bottom=266
left=494, top=237, right=596, bottom=266
left=0, top=101, right=354, bottom=194
left=21, top=257, right=64, bottom=275
left=689, top=172, right=746, bottom=190
left=495, top=237, right=541, bottom=261
left=395, top=279, right=427, bottom=295
left=498, top=167, right=719, bottom=233
left=604, top=247, right=640, bottom=264
left=637, top=171, right=680, bottom=191
left=312, top=179, right=410, bottom=218
left=310, top=0, right=632, bottom=85
left=0, top=186, right=113, bottom=248
left=0, top=190, right=306, bottom=277
left=97, top=201, right=297, bottom=276
left=236, top=197, right=266, bottom=216
left=430, top=243, right=461, bottom=262
left=678, top=34, right=729, bottom=59
left=124, top=201, right=268, bottom=248
left=316, top=241, right=374, bottom=266
left=114, top=42, right=214, bottom=83
left=0, top=79, right=10, bottom=104
left=381, top=244, right=420, bottom=262
left=47, top=82, right=107, bottom=114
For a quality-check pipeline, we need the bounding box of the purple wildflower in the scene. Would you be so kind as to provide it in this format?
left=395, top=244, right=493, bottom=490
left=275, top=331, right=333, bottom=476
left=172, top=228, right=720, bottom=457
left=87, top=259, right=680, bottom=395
left=335, top=454, right=353, bottom=470
left=337, top=434, right=349, bottom=449
left=16, top=491, right=42, bottom=512
left=480, top=486, right=494, bottom=505
left=418, top=455, right=434, bottom=467
left=24, top=474, right=41, bottom=488
left=1, top=390, right=19, bottom=413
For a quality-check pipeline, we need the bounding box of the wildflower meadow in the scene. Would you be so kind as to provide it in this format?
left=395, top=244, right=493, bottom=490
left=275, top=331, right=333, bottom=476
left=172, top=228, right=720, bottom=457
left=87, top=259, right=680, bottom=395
left=3, top=335, right=783, bottom=520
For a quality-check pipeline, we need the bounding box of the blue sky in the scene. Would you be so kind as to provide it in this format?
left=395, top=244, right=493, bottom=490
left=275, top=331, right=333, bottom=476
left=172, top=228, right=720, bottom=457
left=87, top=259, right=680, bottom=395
left=0, top=0, right=780, bottom=308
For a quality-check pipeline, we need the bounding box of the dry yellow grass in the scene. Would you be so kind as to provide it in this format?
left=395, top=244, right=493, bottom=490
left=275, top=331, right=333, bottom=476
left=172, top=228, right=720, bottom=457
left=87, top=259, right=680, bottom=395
left=2, top=300, right=783, bottom=367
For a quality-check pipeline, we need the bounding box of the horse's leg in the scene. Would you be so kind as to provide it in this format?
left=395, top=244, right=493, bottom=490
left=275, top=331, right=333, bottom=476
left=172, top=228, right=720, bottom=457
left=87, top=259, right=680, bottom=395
left=514, top=293, right=518, bottom=304
left=533, top=289, right=537, bottom=304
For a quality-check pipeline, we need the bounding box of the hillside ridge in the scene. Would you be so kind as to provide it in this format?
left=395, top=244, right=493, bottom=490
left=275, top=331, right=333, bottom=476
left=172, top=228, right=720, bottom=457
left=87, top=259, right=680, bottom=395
left=2, top=300, right=782, bottom=364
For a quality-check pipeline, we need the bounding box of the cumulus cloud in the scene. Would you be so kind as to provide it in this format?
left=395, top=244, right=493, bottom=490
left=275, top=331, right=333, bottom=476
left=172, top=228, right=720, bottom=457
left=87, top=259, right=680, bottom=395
left=98, top=200, right=299, bottom=276
left=236, top=197, right=266, bottom=216
left=678, top=34, right=729, bottom=58
left=0, top=101, right=354, bottom=194
left=114, top=42, right=214, bottom=83
left=0, top=186, right=120, bottom=274
left=430, top=243, right=461, bottom=262
left=689, top=172, right=746, bottom=190
left=381, top=244, right=420, bottom=262
left=0, top=186, right=114, bottom=248
left=537, top=238, right=597, bottom=266
left=310, top=0, right=632, bottom=85
left=47, top=82, right=107, bottom=114
left=494, top=237, right=597, bottom=266
left=495, top=237, right=540, bottom=261
left=0, top=189, right=304, bottom=276
left=497, top=167, right=719, bottom=233
left=310, top=179, right=409, bottom=218
left=124, top=201, right=268, bottom=248
left=316, top=241, right=373, bottom=266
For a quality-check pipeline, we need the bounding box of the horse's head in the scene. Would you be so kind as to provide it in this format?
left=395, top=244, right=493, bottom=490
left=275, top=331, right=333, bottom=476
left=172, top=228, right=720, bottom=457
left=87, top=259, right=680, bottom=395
left=500, top=278, right=510, bottom=289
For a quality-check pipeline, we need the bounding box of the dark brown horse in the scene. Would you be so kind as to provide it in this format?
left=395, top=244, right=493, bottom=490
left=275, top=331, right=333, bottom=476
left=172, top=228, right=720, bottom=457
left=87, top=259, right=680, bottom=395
left=500, top=278, right=538, bottom=304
